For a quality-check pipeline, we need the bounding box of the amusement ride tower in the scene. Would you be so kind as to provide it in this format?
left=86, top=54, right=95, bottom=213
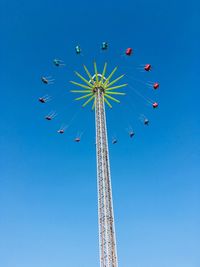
left=71, top=62, right=127, bottom=267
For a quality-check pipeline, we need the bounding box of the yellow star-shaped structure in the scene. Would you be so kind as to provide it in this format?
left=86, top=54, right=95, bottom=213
left=70, top=62, right=127, bottom=109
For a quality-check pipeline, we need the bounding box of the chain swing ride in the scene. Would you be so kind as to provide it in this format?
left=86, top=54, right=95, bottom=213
left=38, top=42, right=160, bottom=267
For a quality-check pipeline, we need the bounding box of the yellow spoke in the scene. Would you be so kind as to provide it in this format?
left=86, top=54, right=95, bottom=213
left=82, top=94, right=95, bottom=107
left=70, top=81, right=92, bottom=90
left=94, top=62, right=99, bottom=82
left=105, top=94, right=120, bottom=103
left=83, top=65, right=95, bottom=84
left=100, top=62, right=107, bottom=84
left=106, top=91, right=126, bottom=95
left=104, top=97, right=112, bottom=108
left=75, top=93, right=93, bottom=101
left=92, top=99, right=96, bottom=110
left=105, top=74, right=124, bottom=88
left=71, top=90, right=92, bottom=93
left=103, top=67, right=118, bottom=86
left=75, top=71, right=93, bottom=87
left=106, top=84, right=128, bottom=91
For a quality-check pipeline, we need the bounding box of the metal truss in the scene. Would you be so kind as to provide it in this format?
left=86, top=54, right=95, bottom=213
left=95, top=87, right=118, bottom=267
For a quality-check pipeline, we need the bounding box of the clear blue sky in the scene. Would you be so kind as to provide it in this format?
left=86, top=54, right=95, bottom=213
left=0, top=0, right=199, bottom=266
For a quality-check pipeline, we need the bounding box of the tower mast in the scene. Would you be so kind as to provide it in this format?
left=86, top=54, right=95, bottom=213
left=95, top=87, right=118, bottom=267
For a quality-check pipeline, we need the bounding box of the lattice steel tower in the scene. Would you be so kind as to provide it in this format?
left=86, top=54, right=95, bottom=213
left=70, top=62, right=127, bottom=267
